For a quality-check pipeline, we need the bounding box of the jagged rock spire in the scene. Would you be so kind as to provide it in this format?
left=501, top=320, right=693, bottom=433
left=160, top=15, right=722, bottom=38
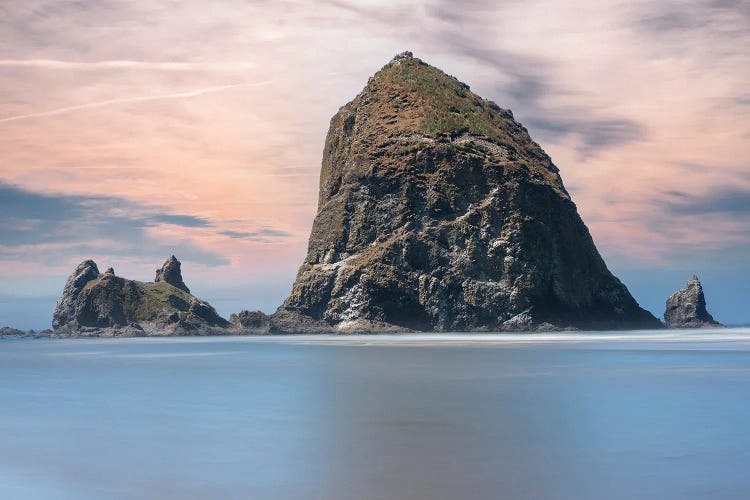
left=155, top=255, right=190, bottom=293
left=665, top=276, right=723, bottom=328
left=51, top=257, right=228, bottom=333
left=53, top=259, right=100, bottom=329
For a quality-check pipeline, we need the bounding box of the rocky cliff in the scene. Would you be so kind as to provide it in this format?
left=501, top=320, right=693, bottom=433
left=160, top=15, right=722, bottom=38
left=664, top=276, right=723, bottom=328
left=52, top=256, right=229, bottom=336
left=276, top=52, right=661, bottom=332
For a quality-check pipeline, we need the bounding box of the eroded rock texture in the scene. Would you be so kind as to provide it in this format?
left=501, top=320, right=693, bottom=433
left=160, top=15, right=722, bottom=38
left=664, top=276, right=723, bottom=328
left=52, top=257, right=228, bottom=335
left=277, top=52, right=660, bottom=332
left=53, top=259, right=101, bottom=329
left=229, top=310, right=271, bottom=333
left=155, top=255, right=190, bottom=293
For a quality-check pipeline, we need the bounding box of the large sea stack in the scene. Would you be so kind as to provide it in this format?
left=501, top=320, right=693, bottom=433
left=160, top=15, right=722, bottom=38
left=276, top=52, right=660, bottom=332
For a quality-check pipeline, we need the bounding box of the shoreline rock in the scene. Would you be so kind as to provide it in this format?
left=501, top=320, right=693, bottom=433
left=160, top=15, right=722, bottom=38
left=51, top=256, right=229, bottom=336
left=0, top=326, right=28, bottom=338
left=229, top=310, right=272, bottom=334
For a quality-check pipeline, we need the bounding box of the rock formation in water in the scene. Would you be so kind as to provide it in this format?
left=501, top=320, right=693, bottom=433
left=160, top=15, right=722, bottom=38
left=275, top=52, right=661, bottom=333
left=229, top=310, right=271, bottom=333
left=664, top=276, right=723, bottom=328
left=0, top=326, right=27, bottom=337
left=155, top=255, right=190, bottom=293
left=53, top=259, right=101, bottom=329
left=52, top=256, right=229, bottom=336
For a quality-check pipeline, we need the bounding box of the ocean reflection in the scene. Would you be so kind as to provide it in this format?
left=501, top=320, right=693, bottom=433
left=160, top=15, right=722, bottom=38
left=1, top=333, right=750, bottom=499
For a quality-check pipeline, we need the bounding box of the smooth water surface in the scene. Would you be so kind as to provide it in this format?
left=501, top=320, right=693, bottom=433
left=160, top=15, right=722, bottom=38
left=2, top=330, right=750, bottom=499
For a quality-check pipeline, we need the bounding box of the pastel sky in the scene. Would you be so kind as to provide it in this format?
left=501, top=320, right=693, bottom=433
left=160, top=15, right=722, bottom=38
left=1, top=0, right=748, bottom=330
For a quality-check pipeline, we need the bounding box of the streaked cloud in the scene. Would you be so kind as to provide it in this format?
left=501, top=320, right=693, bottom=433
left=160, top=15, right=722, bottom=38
left=0, top=182, right=223, bottom=262
left=0, top=59, right=255, bottom=71
left=0, top=82, right=273, bottom=124
left=636, top=0, right=750, bottom=35
left=664, top=185, right=750, bottom=215
left=220, top=229, right=291, bottom=240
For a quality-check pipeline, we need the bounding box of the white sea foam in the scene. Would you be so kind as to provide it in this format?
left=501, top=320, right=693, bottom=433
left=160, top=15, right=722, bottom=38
left=46, top=350, right=113, bottom=356
left=37, top=328, right=750, bottom=349
left=108, top=351, right=240, bottom=358
left=45, top=349, right=240, bottom=358
left=248, top=327, right=750, bottom=348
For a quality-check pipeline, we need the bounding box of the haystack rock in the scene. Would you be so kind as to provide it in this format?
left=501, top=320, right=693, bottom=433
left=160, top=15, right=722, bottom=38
left=52, top=257, right=228, bottom=335
left=275, top=52, right=661, bottom=332
left=664, top=276, right=723, bottom=328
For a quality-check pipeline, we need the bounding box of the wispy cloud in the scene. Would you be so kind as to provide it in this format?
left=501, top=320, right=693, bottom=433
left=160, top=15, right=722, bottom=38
left=0, top=59, right=255, bottom=71
left=220, top=229, right=291, bottom=240
left=0, top=182, right=226, bottom=265
left=421, top=32, right=649, bottom=157
left=635, top=0, right=750, bottom=36
left=663, top=185, right=750, bottom=215
left=0, top=81, right=274, bottom=124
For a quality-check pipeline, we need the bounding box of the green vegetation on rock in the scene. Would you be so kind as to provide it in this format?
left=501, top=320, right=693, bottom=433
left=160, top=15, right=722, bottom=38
left=371, top=53, right=518, bottom=146
left=276, top=52, right=662, bottom=332
left=53, top=257, right=229, bottom=335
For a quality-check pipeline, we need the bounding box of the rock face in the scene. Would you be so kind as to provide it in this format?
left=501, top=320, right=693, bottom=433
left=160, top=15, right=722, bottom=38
left=52, top=257, right=229, bottom=335
left=155, top=255, right=190, bottom=293
left=664, top=276, right=723, bottom=328
left=277, top=52, right=661, bottom=332
left=53, top=259, right=101, bottom=329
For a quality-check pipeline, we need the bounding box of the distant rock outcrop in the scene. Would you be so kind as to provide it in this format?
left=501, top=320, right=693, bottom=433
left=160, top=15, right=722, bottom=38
left=155, top=255, right=190, bottom=293
left=275, top=52, right=661, bottom=333
left=664, top=276, right=723, bottom=328
left=52, top=257, right=229, bottom=336
left=0, top=326, right=26, bottom=337
left=229, top=310, right=271, bottom=333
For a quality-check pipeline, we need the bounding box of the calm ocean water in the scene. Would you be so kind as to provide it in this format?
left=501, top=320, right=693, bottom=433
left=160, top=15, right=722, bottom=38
left=2, top=330, right=750, bottom=499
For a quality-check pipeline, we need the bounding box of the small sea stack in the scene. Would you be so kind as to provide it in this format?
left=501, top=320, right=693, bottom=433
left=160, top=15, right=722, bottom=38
left=664, top=275, right=723, bottom=328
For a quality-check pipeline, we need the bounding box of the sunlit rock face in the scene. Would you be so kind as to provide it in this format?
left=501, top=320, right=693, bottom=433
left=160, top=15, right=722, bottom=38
left=277, top=52, right=661, bottom=333
left=664, top=276, right=723, bottom=328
